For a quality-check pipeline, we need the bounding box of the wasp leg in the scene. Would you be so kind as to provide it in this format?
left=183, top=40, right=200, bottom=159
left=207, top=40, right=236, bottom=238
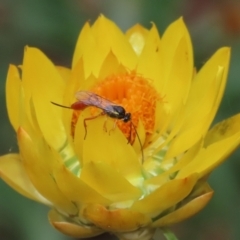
left=127, top=122, right=133, bottom=144
left=103, top=116, right=109, bottom=133
left=108, top=120, right=118, bottom=136
left=130, top=122, right=144, bottom=164
left=83, top=112, right=105, bottom=139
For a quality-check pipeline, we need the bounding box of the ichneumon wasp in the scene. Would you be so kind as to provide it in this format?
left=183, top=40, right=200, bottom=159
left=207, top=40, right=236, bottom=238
left=51, top=91, right=144, bottom=162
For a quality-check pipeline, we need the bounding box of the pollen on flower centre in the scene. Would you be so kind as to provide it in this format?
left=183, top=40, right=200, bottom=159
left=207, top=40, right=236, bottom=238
left=71, top=71, right=161, bottom=143
left=91, top=71, right=160, bottom=142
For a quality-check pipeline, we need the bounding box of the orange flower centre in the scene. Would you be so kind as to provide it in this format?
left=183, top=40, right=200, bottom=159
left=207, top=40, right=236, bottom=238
left=72, top=71, right=161, bottom=143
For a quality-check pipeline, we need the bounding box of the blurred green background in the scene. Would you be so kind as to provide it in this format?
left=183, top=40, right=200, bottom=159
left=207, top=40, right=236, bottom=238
left=0, top=0, right=240, bottom=239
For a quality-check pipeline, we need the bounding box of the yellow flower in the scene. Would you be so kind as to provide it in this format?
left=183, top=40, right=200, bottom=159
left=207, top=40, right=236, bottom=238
left=1, top=15, right=240, bottom=240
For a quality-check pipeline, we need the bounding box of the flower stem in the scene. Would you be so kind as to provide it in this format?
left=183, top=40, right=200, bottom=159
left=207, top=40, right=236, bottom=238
left=161, top=227, right=179, bottom=240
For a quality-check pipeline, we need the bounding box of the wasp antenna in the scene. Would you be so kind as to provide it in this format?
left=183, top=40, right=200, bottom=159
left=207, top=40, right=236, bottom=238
left=131, top=123, right=144, bottom=163
left=51, top=101, right=72, bottom=109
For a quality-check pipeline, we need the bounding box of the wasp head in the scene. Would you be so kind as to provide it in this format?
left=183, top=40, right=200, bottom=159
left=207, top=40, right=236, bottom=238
left=122, top=112, right=131, bottom=122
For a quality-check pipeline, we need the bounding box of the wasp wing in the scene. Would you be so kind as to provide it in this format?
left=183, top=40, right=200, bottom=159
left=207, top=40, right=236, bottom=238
left=75, top=91, right=117, bottom=112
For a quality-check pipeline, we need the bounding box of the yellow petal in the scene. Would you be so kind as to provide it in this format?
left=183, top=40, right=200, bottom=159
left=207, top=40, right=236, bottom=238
left=144, top=102, right=184, bottom=162
left=64, top=58, right=84, bottom=105
left=183, top=48, right=230, bottom=130
left=160, top=17, right=193, bottom=96
left=53, top=165, right=111, bottom=206
left=144, top=140, right=202, bottom=187
left=151, top=191, right=213, bottom=227
left=131, top=174, right=198, bottom=218
left=72, top=21, right=93, bottom=72
left=56, top=66, right=71, bottom=82
left=137, top=24, right=163, bottom=91
left=163, top=34, right=192, bottom=115
left=17, top=127, right=78, bottom=215
left=32, top=92, right=68, bottom=150
left=80, top=162, right=142, bottom=202
left=166, top=48, right=230, bottom=159
left=0, top=154, right=51, bottom=205
left=126, top=24, right=149, bottom=56
left=22, top=47, right=67, bottom=149
left=22, top=47, right=65, bottom=104
left=177, top=131, right=240, bottom=179
left=98, top=51, right=126, bottom=80
left=80, top=74, right=98, bottom=92
left=72, top=108, right=85, bottom=164
left=61, top=58, right=85, bottom=138
left=91, top=15, right=137, bottom=70
left=166, top=140, right=203, bottom=178
left=204, top=113, right=240, bottom=146
left=82, top=204, right=151, bottom=232
left=49, top=209, right=104, bottom=238
left=6, top=64, right=21, bottom=131
left=81, top=113, right=142, bottom=178
left=73, top=15, right=137, bottom=77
